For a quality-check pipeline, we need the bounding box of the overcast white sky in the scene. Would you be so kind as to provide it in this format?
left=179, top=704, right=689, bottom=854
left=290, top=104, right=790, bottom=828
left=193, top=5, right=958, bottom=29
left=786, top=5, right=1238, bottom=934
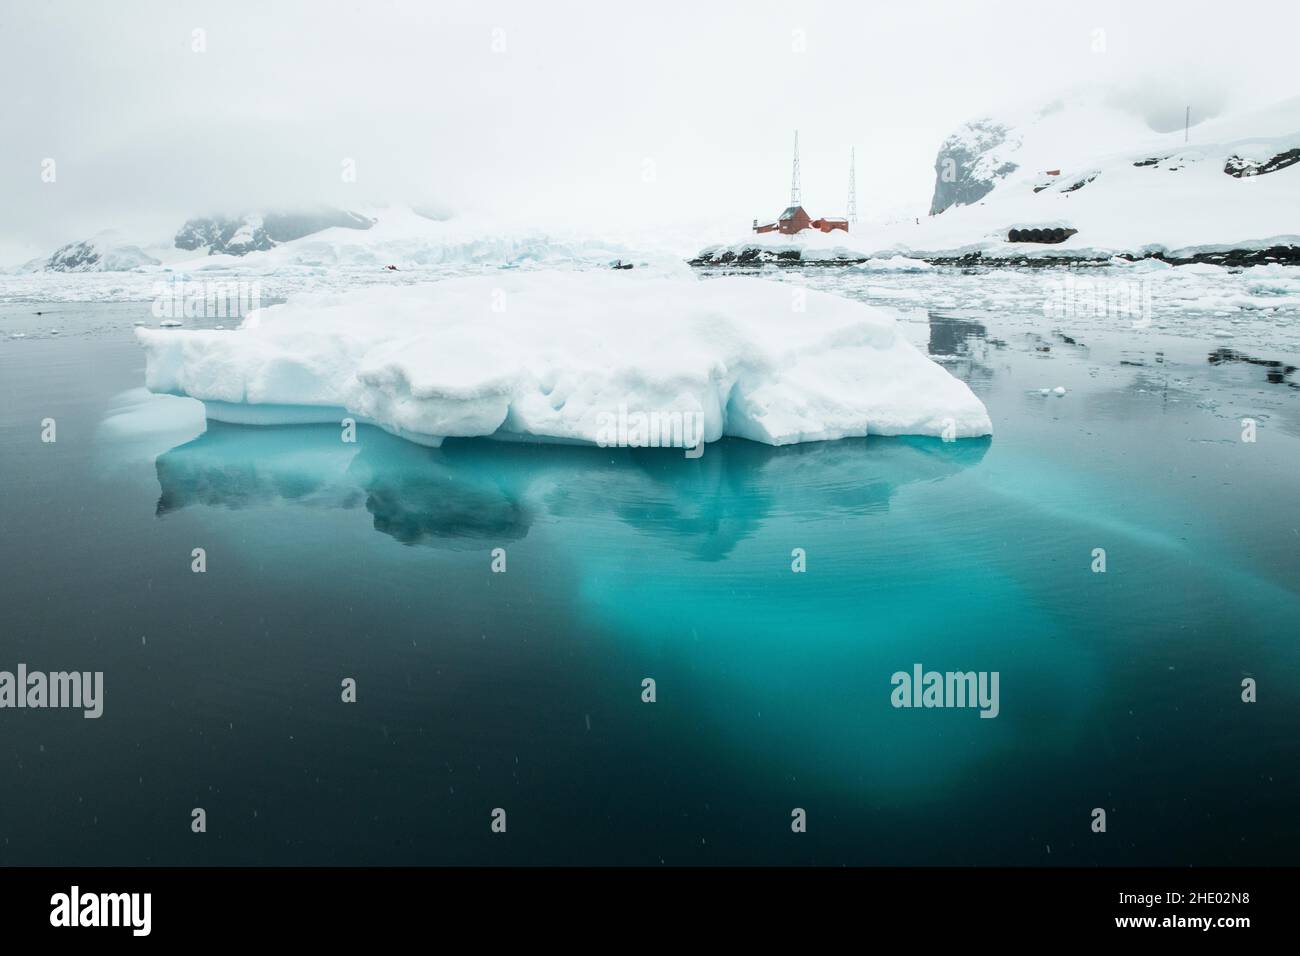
left=2, top=0, right=1297, bottom=261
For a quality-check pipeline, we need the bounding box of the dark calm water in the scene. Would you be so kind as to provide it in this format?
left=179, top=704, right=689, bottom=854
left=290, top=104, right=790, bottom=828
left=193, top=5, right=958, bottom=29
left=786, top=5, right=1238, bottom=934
left=1, top=299, right=1298, bottom=865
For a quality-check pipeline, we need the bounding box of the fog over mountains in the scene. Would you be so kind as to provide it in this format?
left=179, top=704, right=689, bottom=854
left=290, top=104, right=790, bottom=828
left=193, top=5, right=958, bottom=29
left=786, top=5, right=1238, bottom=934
left=3, top=1, right=1297, bottom=266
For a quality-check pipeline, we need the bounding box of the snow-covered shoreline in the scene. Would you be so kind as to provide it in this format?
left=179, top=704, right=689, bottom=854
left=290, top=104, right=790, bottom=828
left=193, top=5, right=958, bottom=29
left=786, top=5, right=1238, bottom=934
left=691, top=234, right=1300, bottom=269
left=697, top=94, right=1300, bottom=269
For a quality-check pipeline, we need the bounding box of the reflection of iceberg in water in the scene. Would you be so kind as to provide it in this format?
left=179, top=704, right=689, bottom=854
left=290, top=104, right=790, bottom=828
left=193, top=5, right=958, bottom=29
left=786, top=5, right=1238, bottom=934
left=155, top=424, right=365, bottom=515
left=154, top=423, right=531, bottom=549
left=154, top=422, right=989, bottom=555
left=583, top=434, right=989, bottom=560
left=353, top=436, right=532, bottom=547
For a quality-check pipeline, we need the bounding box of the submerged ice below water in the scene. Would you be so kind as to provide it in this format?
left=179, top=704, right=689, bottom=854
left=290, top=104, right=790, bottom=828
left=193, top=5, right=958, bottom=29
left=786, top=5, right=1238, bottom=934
left=1, top=280, right=1298, bottom=865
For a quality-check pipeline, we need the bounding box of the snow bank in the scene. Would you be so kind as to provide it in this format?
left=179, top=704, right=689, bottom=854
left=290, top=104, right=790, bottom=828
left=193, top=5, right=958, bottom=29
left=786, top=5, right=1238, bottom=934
left=135, top=271, right=992, bottom=447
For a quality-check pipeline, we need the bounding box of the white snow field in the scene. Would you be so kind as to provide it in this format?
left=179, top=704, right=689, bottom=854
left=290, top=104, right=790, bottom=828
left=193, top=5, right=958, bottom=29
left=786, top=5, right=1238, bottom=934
left=135, top=271, right=992, bottom=447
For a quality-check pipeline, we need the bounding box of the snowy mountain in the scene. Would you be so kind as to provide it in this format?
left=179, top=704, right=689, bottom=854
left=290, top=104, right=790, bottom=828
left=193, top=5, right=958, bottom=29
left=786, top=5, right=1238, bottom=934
left=173, top=207, right=376, bottom=257
left=928, top=119, right=1019, bottom=216
left=699, top=93, right=1300, bottom=265
left=927, top=95, right=1155, bottom=217
left=13, top=204, right=658, bottom=278
left=27, top=207, right=378, bottom=272
left=41, top=233, right=161, bottom=272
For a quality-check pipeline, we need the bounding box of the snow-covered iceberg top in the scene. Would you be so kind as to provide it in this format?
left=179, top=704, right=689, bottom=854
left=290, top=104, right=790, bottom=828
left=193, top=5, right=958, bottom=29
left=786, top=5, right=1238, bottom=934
left=135, top=271, right=991, bottom=447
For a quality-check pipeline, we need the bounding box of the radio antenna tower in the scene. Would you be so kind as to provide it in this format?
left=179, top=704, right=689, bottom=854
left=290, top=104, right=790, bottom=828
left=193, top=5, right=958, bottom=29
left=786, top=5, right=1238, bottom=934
left=790, top=130, right=801, bottom=206
left=846, top=146, right=858, bottom=223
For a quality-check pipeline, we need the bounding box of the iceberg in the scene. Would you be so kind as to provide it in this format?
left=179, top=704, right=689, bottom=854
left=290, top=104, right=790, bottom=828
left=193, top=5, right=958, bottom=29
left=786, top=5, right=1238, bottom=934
left=135, top=271, right=992, bottom=448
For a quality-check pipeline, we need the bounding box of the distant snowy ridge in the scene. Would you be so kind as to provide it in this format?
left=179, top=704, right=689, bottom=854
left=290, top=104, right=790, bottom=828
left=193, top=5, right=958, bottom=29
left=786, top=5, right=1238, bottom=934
left=28, top=208, right=376, bottom=272
left=173, top=207, right=376, bottom=257
left=135, top=272, right=992, bottom=447
left=15, top=206, right=657, bottom=277
left=40, top=234, right=161, bottom=273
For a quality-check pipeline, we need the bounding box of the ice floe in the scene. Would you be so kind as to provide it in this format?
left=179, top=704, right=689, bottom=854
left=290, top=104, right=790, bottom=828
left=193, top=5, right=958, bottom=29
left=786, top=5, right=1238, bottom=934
left=136, top=271, right=992, bottom=447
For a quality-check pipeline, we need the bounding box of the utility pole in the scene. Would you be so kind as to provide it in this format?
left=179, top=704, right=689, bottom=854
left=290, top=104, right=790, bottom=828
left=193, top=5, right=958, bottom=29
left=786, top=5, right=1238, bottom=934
left=846, top=146, right=858, bottom=224
left=790, top=130, right=801, bottom=207
left=1185, top=106, right=1190, bottom=143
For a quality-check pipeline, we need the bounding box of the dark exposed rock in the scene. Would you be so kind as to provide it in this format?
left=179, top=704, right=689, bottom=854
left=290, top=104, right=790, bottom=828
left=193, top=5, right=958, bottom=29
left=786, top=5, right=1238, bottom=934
left=929, top=119, right=1019, bottom=216
left=688, top=248, right=868, bottom=267
left=691, top=244, right=1300, bottom=270
left=1133, top=154, right=1186, bottom=172
left=1223, top=148, right=1300, bottom=178
left=44, top=238, right=161, bottom=272
left=174, top=207, right=376, bottom=256
left=174, top=217, right=272, bottom=255
left=1142, top=244, right=1300, bottom=267
left=45, top=240, right=101, bottom=271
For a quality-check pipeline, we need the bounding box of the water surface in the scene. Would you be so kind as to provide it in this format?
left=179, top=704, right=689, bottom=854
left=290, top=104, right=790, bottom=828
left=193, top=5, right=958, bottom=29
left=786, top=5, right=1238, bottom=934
left=1, top=294, right=1297, bottom=865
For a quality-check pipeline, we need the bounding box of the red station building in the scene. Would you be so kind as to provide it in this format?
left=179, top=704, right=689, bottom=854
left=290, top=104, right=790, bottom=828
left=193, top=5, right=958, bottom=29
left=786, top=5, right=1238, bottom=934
left=753, top=206, right=848, bottom=235
left=753, top=133, right=854, bottom=235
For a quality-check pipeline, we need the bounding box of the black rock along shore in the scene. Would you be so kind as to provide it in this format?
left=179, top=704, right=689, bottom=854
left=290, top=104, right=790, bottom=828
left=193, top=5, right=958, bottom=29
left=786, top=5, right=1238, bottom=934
left=688, top=244, right=1300, bottom=270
